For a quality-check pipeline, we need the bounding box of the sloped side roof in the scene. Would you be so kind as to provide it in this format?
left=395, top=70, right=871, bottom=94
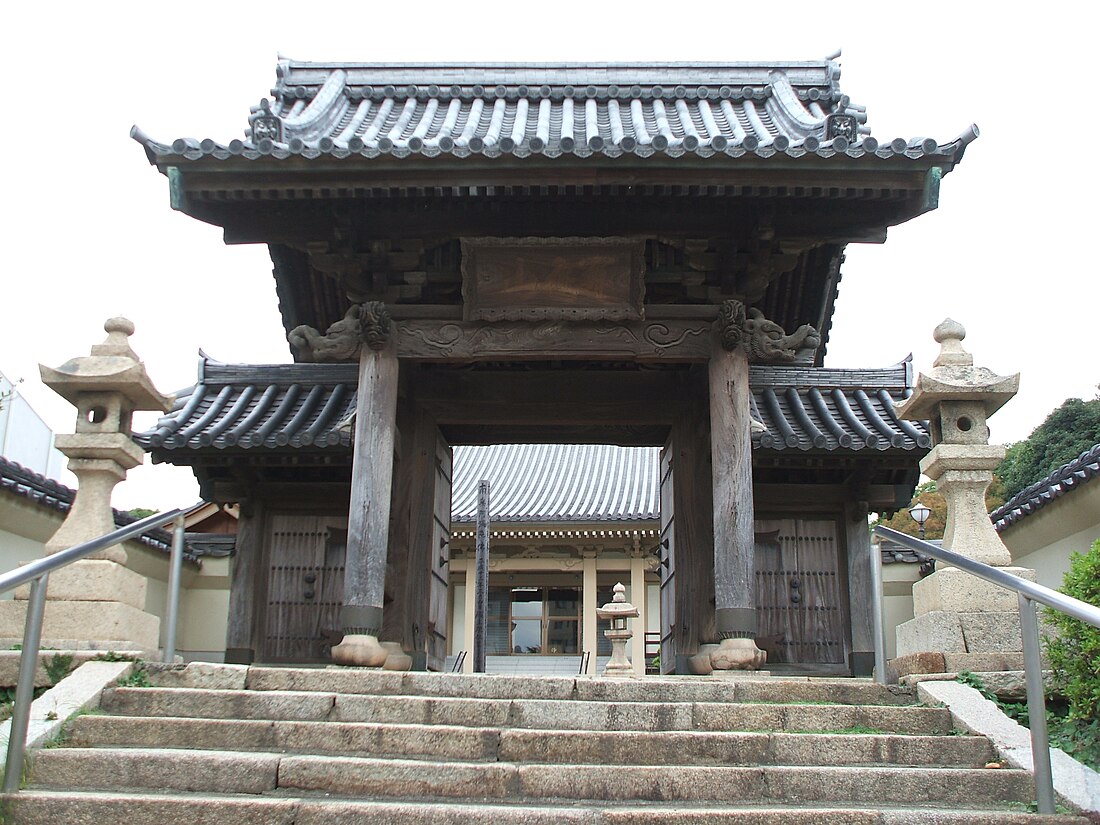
left=0, top=455, right=201, bottom=563
left=138, top=360, right=929, bottom=456
left=991, top=444, right=1100, bottom=532
left=451, top=444, right=659, bottom=523
left=133, top=60, right=975, bottom=164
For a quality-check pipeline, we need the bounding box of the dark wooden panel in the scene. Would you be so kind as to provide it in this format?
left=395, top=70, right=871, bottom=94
left=461, top=237, right=644, bottom=322
left=427, top=432, right=453, bottom=671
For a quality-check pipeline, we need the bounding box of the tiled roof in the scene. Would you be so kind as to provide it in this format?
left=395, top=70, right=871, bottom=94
left=451, top=444, right=659, bottom=523
left=991, top=443, right=1100, bottom=532
left=132, top=60, right=977, bottom=164
left=0, top=455, right=201, bottom=563
left=750, top=362, right=930, bottom=452
left=138, top=359, right=929, bottom=456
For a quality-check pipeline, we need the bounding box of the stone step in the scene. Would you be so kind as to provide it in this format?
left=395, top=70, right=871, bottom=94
left=101, top=687, right=954, bottom=734
left=30, top=748, right=1037, bottom=807
left=239, top=666, right=917, bottom=706
left=66, top=715, right=997, bottom=767
left=6, top=791, right=1091, bottom=825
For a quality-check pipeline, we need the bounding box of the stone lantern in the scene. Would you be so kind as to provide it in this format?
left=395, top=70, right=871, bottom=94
left=891, top=319, right=1034, bottom=677
left=0, top=318, right=172, bottom=650
left=896, top=318, right=1019, bottom=566
left=596, top=582, right=639, bottom=677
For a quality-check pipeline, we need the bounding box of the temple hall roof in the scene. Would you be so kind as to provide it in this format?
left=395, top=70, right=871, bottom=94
left=451, top=444, right=659, bottom=523
left=137, top=359, right=929, bottom=458
left=133, top=59, right=977, bottom=164
left=991, top=443, right=1100, bottom=532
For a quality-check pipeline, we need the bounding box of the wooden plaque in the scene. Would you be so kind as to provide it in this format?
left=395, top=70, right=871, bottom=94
left=461, top=237, right=645, bottom=322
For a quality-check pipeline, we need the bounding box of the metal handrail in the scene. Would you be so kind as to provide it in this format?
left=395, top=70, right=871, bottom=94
left=1, top=506, right=191, bottom=793
left=872, top=525, right=1100, bottom=814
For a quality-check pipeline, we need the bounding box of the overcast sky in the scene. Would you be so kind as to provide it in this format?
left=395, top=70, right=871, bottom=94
left=3, top=5, right=1097, bottom=511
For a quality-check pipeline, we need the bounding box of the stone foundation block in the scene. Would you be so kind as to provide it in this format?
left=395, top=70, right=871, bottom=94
left=13, top=559, right=148, bottom=610
left=0, top=599, right=159, bottom=649
left=959, top=611, right=1023, bottom=653
left=912, top=566, right=1035, bottom=616
left=896, top=611, right=1023, bottom=659
left=896, top=611, right=965, bottom=657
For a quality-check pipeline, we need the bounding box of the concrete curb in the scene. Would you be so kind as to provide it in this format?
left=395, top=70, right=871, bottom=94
left=918, top=680, right=1100, bottom=816
left=0, top=659, right=133, bottom=776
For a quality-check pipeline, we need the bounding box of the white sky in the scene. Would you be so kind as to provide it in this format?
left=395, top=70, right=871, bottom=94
left=2, top=4, right=1097, bottom=511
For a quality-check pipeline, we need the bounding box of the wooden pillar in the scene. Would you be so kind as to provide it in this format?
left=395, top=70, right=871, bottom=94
left=582, top=551, right=598, bottom=675
left=332, top=342, right=399, bottom=667
left=845, top=500, right=875, bottom=676
left=708, top=344, right=760, bottom=650
left=225, top=500, right=262, bottom=665
left=670, top=369, right=715, bottom=670
left=630, top=553, right=647, bottom=676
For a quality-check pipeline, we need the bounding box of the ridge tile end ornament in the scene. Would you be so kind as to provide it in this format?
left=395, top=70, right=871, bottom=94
left=249, top=99, right=282, bottom=144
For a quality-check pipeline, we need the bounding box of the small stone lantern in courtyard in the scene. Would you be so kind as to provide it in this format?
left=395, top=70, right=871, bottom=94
left=596, top=582, right=639, bottom=677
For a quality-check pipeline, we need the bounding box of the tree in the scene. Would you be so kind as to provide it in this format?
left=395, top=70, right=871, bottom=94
left=127, top=508, right=160, bottom=520
left=997, top=393, right=1100, bottom=499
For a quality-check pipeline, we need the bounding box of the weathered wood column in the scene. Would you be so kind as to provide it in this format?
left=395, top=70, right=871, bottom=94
left=708, top=333, right=763, bottom=669
left=328, top=303, right=397, bottom=667
left=707, top=301, right=820, bottom=671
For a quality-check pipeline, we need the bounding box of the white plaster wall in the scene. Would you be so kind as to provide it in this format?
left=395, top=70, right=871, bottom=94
left=451, top=584, right=466, bottom=656
left=0, top=528, right=45, bottom=600
left=1000, top=482, right=1100, bottom=592
left=882, top=563, right=921, bottom=660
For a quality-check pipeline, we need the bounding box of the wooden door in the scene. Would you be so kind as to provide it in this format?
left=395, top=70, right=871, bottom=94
left=658, top=436, right=676, bottom=674
left=263, top=513, right=347, bottom=662
left=754, top=518, right=846, bottom=664
left=426, top=432, right=453, bottom=670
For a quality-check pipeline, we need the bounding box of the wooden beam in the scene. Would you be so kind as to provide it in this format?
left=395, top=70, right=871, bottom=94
left=395, top=319, right=713, bottom=363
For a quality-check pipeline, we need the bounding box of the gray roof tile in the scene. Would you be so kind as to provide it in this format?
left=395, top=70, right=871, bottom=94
left=0, top=455, right=201, bottom=563
left=132, top=60, right=977, bottom=165
left=138, top=360, right=929, bottom=456
left=991, top=443, right=1100, bottom=532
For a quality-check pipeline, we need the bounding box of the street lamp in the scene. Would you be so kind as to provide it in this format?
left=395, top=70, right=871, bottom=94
left=908, top=502, right=931, bottom=540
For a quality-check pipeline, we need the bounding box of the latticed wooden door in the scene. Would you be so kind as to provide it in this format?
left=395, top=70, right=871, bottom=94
left=754, top=518, right=846, bottom=664
left=658, top=436, right=677, bottom=674
left=263, top=513, right=347, bottom=662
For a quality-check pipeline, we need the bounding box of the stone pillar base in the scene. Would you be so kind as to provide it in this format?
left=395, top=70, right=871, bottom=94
left=896, top=610, right=1023, bottom=659
left=710, top=637, right=767, bottom=671
left=0, top=599, right=159, bottom=650
left=331, top=633, right=387, bottom=667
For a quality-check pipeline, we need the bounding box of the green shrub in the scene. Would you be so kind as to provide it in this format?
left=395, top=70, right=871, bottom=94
left=1044, top=539, right=1100, bottom=724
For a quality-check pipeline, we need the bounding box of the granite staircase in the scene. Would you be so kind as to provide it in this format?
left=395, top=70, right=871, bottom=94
left=4, top=665, right=1088, bottom=824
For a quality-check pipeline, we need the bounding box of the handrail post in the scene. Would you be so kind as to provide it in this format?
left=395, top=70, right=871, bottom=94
left=3, top=573, right=49, bottom=793
left=869, top=538, right=887, bottom=684
left=1018, top=593, right=1055, bottom=814
left=163, top=515, right=186, bottom=663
